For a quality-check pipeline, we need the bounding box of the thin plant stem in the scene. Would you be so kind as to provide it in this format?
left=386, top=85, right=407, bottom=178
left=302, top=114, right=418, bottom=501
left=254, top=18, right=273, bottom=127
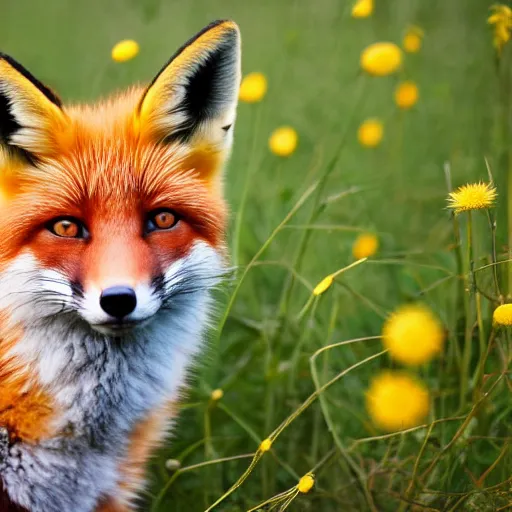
left=459, top=211, right=474, bottom=410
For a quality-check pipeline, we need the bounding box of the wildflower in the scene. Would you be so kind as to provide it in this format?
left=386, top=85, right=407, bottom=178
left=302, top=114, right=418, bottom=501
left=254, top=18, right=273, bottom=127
left=297, top=473, right=315, bottom=493
left=360, top=42, right=402, bottom=76
left=447, top=182, right=497, bottom=214
left=313, top=274, right=334, bottom=296
left=366, top=371, right=430, bottom=431
left=395, top=81, right=419, bottom=109
left=493, top=304, right=512, bottom=326
left=111, top=39, right=140, bottom=62
left=403, top=26, right=424, bottom=53
left=239, top=72, right=267, bottom=103
left=488, top=4, right=512, bottom=54
left=352, top=0, right=373, bottom=18
left=269, top=126, right=298, bottom=156
left=353, top=233, right=379, bottom=260
left=259, top=438, right=272, bottom=452
left=382, top=304, right=445, bottom=365
left=358, top=118, right=383, bottom=147
left=210, top=388, right=223, bottom=401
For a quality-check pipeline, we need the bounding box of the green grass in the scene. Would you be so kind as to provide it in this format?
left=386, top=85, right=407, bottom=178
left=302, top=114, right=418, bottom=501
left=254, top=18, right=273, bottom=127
left=3, top=0, right=512, bottom=510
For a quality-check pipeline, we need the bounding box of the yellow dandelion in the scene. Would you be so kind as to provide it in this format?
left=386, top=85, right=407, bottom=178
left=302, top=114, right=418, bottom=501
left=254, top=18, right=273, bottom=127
left=313, top=274, right=334, bottom=296
left=361, top=42, right=402, bottom=76
left=297, top=473, right=315, bottom=493
left=403, top=26, right=424, bottom=53
left=493, top=304, right=512, bottom=326
left=111, top=39, right=140, bottom=62
left=269, top=126, right=298, bottom=157
left=488, top=4, right=512, bottom=54
left=259, top=438, right=272, bottom=452
left=239, top=72, right=268, bottom=103
left=366, top=371, right=430, bottom=431
left=447, top=182, right=497, bottom=214
left=352, top=0, right=373, bottom=18
left=210, top=388, right=224, bottom=401
left=395, top=81, right=419, bottom=109
left=352, top=233, right=379, bottom=260
left=382, top=304, right=445, bottom=366
left=358, top=118, right=383, bottom=148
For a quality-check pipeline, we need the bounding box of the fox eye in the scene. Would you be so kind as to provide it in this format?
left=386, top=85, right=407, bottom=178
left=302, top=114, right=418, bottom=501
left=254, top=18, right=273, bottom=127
left=146, top=209, right=179, bottom=233
left=47, top=218, right=88, bottom=239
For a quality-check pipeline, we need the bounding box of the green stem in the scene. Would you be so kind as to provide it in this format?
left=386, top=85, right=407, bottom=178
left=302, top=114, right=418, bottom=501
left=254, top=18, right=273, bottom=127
left=459, top=211, right=473, bottom=410
left=232, top=106, right=264, bottom=269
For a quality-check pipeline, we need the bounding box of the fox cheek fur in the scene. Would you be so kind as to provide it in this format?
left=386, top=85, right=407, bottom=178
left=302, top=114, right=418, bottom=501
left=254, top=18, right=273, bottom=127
left=0, top=20, right=241, bottom=512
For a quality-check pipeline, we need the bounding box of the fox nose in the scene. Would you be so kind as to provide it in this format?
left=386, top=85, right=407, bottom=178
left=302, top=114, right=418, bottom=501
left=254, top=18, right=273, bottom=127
left=99, top=286, right=137, bottom=319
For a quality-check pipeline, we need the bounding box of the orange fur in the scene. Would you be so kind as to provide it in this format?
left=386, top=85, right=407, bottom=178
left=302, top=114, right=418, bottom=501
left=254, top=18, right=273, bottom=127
left=0, top=316, right=56, bottom=443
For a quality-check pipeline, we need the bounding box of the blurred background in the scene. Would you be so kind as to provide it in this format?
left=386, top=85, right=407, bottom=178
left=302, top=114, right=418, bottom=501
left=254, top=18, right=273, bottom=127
left=3, top=1, right=512, bottom=511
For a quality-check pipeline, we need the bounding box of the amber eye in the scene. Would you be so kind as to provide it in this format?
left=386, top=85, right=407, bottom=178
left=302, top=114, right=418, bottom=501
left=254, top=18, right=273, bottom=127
left=146, top=209, right=179, bottom=233
left=47, top=218, right=87, bottom=239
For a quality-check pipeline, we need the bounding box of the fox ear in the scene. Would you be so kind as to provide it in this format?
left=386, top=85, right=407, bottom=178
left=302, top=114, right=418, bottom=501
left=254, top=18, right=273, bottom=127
left=0, top=53, right=67, bottom=159
left=137, top=20, right=241, bottom=153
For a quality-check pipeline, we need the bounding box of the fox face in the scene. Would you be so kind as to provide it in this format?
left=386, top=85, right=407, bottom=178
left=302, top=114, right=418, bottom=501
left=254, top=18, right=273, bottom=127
left=0, top=20, right=240, bottom=336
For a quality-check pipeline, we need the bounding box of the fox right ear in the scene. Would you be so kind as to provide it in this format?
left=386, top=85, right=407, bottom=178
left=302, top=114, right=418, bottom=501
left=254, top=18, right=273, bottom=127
left=0, top=53, right=67, bottom=160
left=136, top=20, right=241, bottom=154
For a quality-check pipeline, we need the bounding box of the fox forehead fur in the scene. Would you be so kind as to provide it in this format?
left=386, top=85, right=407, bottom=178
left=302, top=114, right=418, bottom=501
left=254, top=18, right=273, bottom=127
left=0, top=20, right=241, bottom=512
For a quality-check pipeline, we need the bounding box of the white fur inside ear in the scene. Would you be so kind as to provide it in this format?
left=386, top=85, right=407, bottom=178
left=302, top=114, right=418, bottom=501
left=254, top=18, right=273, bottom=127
left=0, top=76, right=62, bottom=155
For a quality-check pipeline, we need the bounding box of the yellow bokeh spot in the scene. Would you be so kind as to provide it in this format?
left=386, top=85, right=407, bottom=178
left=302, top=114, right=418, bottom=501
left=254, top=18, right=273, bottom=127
left=313, top=274, right=334, bottom=296
left=210, top=388, right=224, bottom=401
left=297, top=473, right=315, bottom=493
left=382, top=304, right=445, bottom=366
left=239, top=72, right=268, bottom=103
left=358, top=119, right=383, bottom=148
left=259, top=438, right=272, bottom=452
left=447, top=182, right=497, bottom=214
left=351, top=0, right=373, bottom=18
left=395, top=81, right=419, bottom=109
left=111, top=39, right=140, bottom=62
left=269, top=126, right=298, bottom=157
left=493, top=304, right=512, bottom=326
left=352, top=233, right=378, bottom=260
left=403, top=26, right=424, bottom=53
left=366, top=371, right=430, bottom=431
left=360, top=42, right=402, bottom=76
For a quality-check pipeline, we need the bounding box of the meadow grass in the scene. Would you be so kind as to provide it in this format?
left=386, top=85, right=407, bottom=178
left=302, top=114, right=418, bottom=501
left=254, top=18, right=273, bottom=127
left=2, top=0, right=512, bottom=510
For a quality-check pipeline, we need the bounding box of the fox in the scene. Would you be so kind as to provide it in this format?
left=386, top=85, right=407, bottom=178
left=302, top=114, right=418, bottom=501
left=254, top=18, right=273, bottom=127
left=0, top=19, right=241, bottom=512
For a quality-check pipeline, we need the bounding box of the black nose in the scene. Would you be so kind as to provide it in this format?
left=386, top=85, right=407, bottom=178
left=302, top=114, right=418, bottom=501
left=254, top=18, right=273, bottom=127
left=99, top=286, right=137, bottom=319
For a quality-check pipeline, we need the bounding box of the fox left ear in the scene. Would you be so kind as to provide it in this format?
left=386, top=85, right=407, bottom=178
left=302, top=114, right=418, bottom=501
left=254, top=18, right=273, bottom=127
left=137, top=20, right=241, bottom=154
left=0, top=53, right=67, bottom=160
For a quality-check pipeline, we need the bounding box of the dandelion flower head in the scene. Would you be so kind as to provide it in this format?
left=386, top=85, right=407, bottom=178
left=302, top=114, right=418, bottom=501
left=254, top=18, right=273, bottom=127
left=358, top=119, right=383, bottom=147
left=366, top=371, right=430, bottom=431
left=361, top=42, right=402, bottom=76
left=111, top=39, right=139, bottom=62
left=493, top=304, right=512, bottom=326
left=269, top=126, right=298, bottom=157
left=403, top=26, right=424, bottom=53
left=382, top=303, right=445, bottom=365
left=395, top=81, right=419, bottom=109
left=353, top=233, right=379, bottom=260
left=239, top=72, right=268, bottom=103
left=488, top=4, right=512, bottom=54
left=351, top=0, right=373, bottom=18
left=447, top=182, right=497, bottom=214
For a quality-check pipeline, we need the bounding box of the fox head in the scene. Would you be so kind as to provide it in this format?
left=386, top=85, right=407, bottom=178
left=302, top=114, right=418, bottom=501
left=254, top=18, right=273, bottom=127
left=0, top=20, right=240, bottom=336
